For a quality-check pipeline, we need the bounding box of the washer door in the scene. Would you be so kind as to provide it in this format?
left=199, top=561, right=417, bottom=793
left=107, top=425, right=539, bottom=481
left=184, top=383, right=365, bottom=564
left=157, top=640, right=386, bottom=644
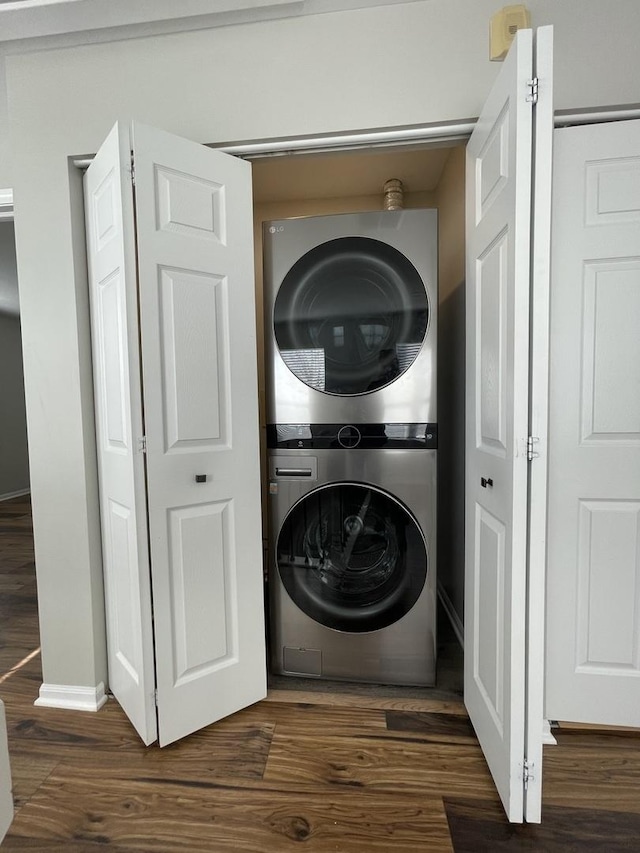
left=276, top=482, right=428, bottom=633
left=273, top=237, right=429, bottom=395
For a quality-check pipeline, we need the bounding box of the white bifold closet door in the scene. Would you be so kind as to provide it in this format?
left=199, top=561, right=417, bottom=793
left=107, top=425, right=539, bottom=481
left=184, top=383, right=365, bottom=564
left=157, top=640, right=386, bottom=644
left=545, top=117, right=640, bottom=728
left=84, top=121, right=266, bottom=747
left=464, top=26, right=553, bottom=823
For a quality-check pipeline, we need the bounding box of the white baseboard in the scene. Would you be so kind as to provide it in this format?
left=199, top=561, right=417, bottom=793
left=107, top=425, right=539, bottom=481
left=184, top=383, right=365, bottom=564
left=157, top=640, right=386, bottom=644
left=542, top=718, right=558, bottom=746
left=0, top=489, right=30, bottom=502
left=437, top=583, right=464, bottom=649
left=35, top=681, right=108, bottom=712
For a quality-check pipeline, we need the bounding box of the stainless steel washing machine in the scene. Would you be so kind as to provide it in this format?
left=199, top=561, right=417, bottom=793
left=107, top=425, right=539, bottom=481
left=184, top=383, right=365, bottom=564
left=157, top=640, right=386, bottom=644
left=263, top=209, right=437, bottom=425
left=267, top=429, right=437, bottom=686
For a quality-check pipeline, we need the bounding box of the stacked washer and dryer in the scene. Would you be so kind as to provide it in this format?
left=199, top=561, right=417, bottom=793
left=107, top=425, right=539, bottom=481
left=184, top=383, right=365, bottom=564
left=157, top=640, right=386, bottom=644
left=263, top=208, right=438, bottom=686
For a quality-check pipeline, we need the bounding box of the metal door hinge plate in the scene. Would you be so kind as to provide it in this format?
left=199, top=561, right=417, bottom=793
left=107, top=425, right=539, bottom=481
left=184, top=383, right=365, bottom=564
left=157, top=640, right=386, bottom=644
left=527, top=77, right=539, bottom=104
left=523, top=759, right=534, bottom=788
left=527, top=436, right=539, bottom=462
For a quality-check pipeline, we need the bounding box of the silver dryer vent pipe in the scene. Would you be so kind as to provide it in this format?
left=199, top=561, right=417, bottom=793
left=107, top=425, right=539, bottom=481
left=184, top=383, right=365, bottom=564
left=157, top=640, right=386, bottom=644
left=383, top=178, right=404, bottom=210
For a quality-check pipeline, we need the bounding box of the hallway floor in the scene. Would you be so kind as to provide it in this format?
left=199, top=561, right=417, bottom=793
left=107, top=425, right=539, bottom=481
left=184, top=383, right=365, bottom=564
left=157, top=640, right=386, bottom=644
left=1, top=495, right=640, bottom=851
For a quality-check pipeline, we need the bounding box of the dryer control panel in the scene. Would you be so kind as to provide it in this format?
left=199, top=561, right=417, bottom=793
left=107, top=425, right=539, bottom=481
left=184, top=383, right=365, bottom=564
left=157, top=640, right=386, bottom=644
left=267, top=422, right=437, bottom=450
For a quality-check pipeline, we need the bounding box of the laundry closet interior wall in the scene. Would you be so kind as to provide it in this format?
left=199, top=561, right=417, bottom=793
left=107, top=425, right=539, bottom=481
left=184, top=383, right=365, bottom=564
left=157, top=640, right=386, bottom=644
left=251, top=143, right=467, bottom=635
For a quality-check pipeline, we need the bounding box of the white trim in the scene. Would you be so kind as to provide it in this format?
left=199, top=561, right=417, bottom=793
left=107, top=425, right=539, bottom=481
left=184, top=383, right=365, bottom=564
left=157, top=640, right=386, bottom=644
left=70, top=106, right=640, bottom=173
left=0, top=489, right=30, bottom=502
left=72, top=120, right=476, bottom=170
left=217, top=123, right=475, bottom=158
left=437, top=583, right=464, bottom=649
left=35, top=681, right=108, bottom=712
left=542, top=719, right=557, bottom=746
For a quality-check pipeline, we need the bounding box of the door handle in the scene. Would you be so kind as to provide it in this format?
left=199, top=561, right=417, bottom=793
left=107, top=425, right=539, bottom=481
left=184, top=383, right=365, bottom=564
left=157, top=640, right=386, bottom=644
left=480, top=477, right=494, bottom=488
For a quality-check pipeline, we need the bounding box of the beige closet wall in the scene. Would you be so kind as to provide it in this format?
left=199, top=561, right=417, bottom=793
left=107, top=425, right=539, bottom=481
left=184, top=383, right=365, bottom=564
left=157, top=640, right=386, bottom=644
left=435, top=147, right=466, bottom=629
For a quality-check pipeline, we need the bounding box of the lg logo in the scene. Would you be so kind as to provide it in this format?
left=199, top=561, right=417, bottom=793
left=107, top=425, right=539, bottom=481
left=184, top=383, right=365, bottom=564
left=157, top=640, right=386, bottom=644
left=268, top=225, right=285, bottom=234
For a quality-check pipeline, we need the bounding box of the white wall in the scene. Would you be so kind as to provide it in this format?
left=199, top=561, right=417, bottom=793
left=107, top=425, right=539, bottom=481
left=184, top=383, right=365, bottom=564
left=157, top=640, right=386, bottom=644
left=0, top=222, right=29, bottom=500
left=0, top=56, right=9, bottom=189
left=4, top=0, right=640, bottom=692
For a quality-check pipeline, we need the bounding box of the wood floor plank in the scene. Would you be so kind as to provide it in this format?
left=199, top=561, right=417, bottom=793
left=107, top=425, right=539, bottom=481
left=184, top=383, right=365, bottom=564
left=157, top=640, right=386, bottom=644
left=6, top=773, right=454, bottom=852
left=556, top=720, right=640, bottom=734
left=6, top=712, right=276, bottom=783
left=444, top=796, right=640, bottom=852
left=542, top=743, right=640, bottom=814
left=230, top=698, right=388, bottom=735
left=553, top=725, right=640, bottom=746
left=7, top=752, right=60, bottom=813
left=385, top=710, right=477, bottom=743
left=263, top=731, right=497, bottom=797
left=1, top=840, right=141, bottom=852
left=266, top=688, right=468, bottom=715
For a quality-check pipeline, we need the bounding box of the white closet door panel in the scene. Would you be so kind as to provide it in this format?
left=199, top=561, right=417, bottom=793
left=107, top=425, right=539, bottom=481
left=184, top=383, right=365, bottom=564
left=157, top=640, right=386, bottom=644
left=158, top=268, right=226, bottom=449
left=132, top=122, right=265, bottom=747
left=546, top=118, right=640, bottom=727
left=84, top=123, right=157, bottom=745
left=581, top=260, right=640, bottom=440
left=465, top=28, right=535, bottom=822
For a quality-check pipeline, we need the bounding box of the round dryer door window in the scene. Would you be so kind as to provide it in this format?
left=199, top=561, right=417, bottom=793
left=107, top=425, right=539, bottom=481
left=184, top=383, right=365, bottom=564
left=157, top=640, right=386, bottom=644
left=276, top=482, right=428, bottom=633
left=273, top=237, right=429, bottom=395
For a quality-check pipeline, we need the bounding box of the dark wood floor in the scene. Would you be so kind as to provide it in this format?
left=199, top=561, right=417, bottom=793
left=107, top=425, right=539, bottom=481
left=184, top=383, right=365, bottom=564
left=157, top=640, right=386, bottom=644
left=1, top=494, right=640, bottom=851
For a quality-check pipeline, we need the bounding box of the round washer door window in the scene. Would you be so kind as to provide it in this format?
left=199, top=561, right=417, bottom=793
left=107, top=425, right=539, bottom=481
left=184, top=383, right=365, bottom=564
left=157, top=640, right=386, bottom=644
left=273, top=237, right=429, bottom=395
left=276, top=482, right=428, bottom=633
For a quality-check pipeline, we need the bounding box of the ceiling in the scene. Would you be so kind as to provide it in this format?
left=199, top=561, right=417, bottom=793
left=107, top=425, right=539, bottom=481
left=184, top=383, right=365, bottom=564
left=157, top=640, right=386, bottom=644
left=252, top=144, right=457, bottom=203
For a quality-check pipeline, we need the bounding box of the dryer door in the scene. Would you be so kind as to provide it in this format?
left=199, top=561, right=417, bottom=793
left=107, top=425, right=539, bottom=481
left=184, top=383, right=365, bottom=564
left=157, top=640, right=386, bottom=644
left=273, top=237, right=429, bottom=395
left=276, top=482, right=427, bottom=632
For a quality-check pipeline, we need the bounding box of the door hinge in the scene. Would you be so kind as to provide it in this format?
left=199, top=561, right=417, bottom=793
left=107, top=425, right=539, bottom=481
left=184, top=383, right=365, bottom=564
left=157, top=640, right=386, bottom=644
left=527, top=436, right=539, bottom=462
left=154, top=688, right=158, bottom=706
left=523, top=759, right=534, bottom=788
left=130, top=152, right=136, bottom=185
left=526, top=77, right=539, bottom=104
left=138, top=436, right=147, bottom=454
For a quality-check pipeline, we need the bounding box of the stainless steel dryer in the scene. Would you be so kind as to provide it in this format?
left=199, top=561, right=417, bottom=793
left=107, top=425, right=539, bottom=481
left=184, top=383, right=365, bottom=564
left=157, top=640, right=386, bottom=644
left=267, top=427, right=437, bottom=686
left=263, top=209, right=437, bottom=425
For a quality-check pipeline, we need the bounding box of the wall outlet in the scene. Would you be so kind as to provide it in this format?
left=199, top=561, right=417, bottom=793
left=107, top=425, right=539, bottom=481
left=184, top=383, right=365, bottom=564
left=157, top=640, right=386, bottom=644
left=490, top=4, right=531, bottom=61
